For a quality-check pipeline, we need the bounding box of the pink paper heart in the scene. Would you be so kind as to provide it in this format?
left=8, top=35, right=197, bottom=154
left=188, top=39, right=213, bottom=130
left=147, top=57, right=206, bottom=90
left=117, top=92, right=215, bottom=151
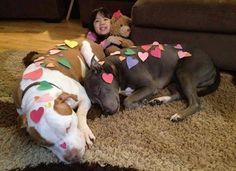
left=174, top=44, right=183, bottom=49
left=153, top=41, right=159, bottom=45
left=49, top=49, right=61, bottom=55
left=141, top=44, right=151, bottom=51
left=150, top=47, right=161, bottom=58
left=138, top=52, right=149, bottom=62
left=36, top=93, right=53, bottom=102
left=34, top=56, right=45, bottom=62
left=30, top=107, right=44, bottom=123
left=177, top=50, right=192, bottom=58
left=102, top=73, right=114, bottom=84
left=60, top=142, right=67, bottom=149
left=126, top=56, right=139, bottom=69
left=23, top=68, right=43, bottom=80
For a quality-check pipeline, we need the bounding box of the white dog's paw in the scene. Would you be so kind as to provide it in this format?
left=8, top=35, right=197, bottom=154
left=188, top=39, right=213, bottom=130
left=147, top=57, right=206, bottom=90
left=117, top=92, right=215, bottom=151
left=170, top=113, right=182, bottom=122
left=82, top=127, right=95, bottom=147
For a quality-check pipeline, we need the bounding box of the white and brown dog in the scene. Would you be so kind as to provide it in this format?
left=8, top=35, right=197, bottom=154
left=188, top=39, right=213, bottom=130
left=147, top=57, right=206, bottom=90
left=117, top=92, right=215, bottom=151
left=13, top=39, right=105, bottom=163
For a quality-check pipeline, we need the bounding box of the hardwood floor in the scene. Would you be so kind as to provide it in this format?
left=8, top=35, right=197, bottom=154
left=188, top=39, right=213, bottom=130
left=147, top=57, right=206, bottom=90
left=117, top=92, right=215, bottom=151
left=0, top=19, right=87, bottom=53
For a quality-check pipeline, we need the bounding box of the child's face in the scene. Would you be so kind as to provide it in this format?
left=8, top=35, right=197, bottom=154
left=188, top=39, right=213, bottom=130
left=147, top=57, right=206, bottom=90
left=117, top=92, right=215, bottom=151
left=93, top=12, right=111, bottom=36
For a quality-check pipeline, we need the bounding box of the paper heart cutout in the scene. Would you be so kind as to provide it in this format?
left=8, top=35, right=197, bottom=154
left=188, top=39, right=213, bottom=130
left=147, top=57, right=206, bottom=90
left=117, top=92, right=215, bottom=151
left=37, top=81, right=53, bottom=91
left=23, top=68, right=43, bottom=80
left=119, top=56, right=126, bottom=61
left=46, top=63, right=55, bottom=68
left=30, top=107, right=44, bottom=123
left=110, top=51, right=121, bottom=55
left=177, top=51, right=192, bottom=58
left=57, top=45, right=68, bottom=50
left=102, top=73, right=114, bottom=84
left=138, top=52, right=149, bottom=62
left=153, top=41, right=159, bottom=45
left=124, top=48, right=136, bottom=55
left=58, top=58, right=72, bottom=68
left=44, top=102, right=52, bottom=108
left=58, top=53, right=64, bottom=57
left=49, top=49, right=61, bottom=55
left=159, top=44, right=164, bottom=51
left=98, top=61, right=105, bottom=65
left=56, top=43, right=65, bottom=46
left=127, top=56, right=139, bottom=69
left=40, top=63, right=46, bottom=68
left=35, top=93, right=53, bottom=103
left=150, top=47, right=161, bottom=58
left=174, top=44, right=183, bottom=49
left=141, top=44, right=151, bottom=51
left=34, top=96, right=40, bottom=101
left=60, top=142, right=67, bottom=149
left=34, top=56, right=45, bottom=62
left=64, top=40, right=78, bottom=48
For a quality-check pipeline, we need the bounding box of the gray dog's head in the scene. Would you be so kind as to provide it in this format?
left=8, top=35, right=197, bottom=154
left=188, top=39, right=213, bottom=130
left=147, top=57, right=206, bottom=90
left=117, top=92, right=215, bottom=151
left=84, top=58, right=120, bottom=115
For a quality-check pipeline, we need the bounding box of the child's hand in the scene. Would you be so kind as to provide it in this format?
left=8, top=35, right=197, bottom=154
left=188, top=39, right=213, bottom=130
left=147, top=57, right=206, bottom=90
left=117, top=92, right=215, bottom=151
left=107, top=36, right=122, bottom=45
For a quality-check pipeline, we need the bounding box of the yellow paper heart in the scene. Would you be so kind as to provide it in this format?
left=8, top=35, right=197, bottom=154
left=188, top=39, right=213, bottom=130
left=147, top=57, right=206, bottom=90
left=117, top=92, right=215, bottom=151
left=64, top=40, right=78, bottom=48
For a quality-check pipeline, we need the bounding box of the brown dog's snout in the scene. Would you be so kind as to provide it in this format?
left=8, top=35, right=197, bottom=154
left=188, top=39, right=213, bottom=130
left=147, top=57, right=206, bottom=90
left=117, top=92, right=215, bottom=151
left=64, top=148, right=82, bottom=162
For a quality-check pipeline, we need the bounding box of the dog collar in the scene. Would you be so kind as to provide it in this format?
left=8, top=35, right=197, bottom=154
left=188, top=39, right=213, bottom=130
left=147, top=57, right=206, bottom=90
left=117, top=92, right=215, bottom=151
left=21, top=81, right=61, bottom=101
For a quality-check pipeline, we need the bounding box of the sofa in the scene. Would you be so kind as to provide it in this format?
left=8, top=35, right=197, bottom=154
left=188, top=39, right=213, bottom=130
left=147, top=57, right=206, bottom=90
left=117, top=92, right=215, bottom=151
left=131, top=0, right=236, bottom=71
left=78, top=0, right=137, bottom=27
left=0, top=0, right=67, bottom=22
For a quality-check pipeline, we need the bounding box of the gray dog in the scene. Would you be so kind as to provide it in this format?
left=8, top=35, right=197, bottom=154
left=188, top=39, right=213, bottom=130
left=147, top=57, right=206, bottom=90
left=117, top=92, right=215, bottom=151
left=83, top=42, right=220, bottom=121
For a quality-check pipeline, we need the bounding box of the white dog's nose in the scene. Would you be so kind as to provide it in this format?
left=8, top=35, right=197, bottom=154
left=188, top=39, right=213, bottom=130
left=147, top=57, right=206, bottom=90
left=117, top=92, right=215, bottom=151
left=64, top=148, right=83, bottom=162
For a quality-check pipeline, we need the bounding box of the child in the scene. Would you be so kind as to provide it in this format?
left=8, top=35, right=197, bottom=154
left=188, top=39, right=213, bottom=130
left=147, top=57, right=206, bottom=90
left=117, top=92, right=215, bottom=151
left=86, top=7, right=122, bottom=50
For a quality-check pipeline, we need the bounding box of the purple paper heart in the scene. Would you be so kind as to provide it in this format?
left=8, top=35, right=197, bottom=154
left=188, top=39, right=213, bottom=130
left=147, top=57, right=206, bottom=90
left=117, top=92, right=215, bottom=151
left=126, top=56, right=139, bottom=69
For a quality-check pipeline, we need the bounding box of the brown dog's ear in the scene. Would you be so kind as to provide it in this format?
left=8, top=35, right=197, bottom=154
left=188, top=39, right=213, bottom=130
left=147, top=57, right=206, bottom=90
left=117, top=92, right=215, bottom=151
left=17, top=114, right=27, bottom=128
left=90, top=56, right=102, bottom=74
left=54, top=92, right=78, bottom=115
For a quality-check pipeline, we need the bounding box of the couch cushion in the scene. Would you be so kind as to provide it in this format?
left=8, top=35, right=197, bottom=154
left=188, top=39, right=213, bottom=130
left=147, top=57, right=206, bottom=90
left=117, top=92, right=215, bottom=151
left=132, top=0, right=236, bottom=33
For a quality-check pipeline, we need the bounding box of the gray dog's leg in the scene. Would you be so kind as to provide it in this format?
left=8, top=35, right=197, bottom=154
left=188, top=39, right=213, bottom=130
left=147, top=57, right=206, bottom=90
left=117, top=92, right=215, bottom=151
left=124, top=85, right=157, bottom=109
left=170, top=72, right=200, bottom=122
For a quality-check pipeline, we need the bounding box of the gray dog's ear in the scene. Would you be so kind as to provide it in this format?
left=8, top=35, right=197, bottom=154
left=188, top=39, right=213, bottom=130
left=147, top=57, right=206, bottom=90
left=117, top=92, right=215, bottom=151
left=90, top=56, right=102, bottom=73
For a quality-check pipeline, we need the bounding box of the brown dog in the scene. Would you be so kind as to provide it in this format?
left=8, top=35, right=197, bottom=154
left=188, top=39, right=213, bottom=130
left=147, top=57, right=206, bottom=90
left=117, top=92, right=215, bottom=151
left=13, top=38, right=105, bottom=163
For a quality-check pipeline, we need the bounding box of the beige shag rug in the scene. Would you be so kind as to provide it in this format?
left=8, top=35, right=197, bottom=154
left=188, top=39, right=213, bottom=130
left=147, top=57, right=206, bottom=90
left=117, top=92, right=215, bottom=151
left=0, top=49, right=235, bottom=171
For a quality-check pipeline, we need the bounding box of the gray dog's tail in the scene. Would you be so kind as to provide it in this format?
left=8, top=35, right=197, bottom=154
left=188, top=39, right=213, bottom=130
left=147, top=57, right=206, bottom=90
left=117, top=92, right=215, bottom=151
left=197, top=67, right=221, bottom=97
left=22, top=51, right=39, bottom=67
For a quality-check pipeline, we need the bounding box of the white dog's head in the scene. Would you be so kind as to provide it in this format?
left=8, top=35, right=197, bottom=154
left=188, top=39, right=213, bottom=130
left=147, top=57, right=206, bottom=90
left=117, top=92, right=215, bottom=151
left=18, top=92, right=86, bottom=163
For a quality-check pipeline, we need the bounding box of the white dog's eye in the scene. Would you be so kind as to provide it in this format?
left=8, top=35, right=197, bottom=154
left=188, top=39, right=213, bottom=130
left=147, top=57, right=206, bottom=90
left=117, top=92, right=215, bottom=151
left=66, top=123, right=71, bottom=133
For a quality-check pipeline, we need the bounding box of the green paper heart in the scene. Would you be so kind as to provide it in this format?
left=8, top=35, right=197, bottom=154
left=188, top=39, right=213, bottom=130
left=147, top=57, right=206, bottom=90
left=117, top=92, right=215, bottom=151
left=57, top=46, right=68, bottom=50
left=124, top=48, right=136, bottom=55
left=40, top=63, right=46, bottom=68
left=37, top=81, right=53, bottom=91
left=57, top=58, right=72, bottom=69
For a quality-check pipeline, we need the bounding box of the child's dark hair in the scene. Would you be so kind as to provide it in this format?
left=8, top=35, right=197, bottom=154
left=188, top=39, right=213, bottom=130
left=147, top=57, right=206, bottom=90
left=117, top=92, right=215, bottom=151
left=88, top=7, right=111, bottom=33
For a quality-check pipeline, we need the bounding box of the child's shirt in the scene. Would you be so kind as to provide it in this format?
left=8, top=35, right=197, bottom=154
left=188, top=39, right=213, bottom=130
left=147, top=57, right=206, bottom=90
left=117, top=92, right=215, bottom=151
left=86, top=31, right=110, bottom=49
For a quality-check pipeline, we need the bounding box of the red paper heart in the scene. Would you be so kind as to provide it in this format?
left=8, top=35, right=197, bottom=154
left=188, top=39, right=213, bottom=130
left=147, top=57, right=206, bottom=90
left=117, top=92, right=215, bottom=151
left=23, top=68, right=43, bottom=80
left=150, top=47, right=161, bottom=58
left=138, top=52, right=149, bottom=62
left=102, top=73, right=113, bottom=84
left=141, top=45, right=151, bottom=51
left=60, top=142, right=67, bottom=149
left=30, top=107, right=44, bottom=123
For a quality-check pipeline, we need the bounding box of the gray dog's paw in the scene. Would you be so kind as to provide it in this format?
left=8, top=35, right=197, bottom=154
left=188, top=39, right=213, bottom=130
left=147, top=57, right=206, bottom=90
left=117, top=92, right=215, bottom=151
left=149, top=99, right=163, bottom=106
left=170, top=113, right=183, bottom=122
